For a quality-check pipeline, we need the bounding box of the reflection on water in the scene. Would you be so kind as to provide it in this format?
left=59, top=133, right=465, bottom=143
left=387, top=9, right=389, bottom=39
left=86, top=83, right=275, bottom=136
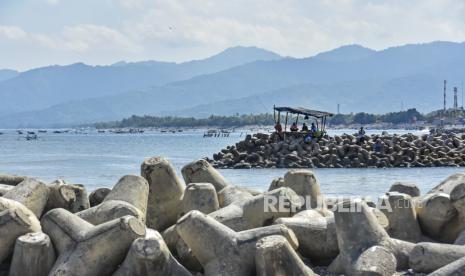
left=0, top=129, right=462, bottom=198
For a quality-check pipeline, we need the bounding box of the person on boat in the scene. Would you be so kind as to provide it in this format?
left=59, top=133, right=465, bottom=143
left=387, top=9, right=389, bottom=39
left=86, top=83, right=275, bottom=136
left=310, top=123, right=317, bottom=132
left=274, top=121, right=284, bottom=140
left=301, top=123, right=309, bottom=132
left=274, top=121, right=283, bottom=133
left=357, top=127, right=366, bottom=144
left=290, top=122, right=299, bottom=132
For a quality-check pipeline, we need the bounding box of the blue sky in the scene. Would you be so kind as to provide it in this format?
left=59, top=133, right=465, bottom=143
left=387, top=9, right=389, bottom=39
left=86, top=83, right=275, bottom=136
left=1, top=0, right=465, bottom=71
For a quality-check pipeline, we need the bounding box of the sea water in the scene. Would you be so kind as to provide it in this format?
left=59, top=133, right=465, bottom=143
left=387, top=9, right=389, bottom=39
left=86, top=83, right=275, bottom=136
left=0, top=128, right=462, bottom=199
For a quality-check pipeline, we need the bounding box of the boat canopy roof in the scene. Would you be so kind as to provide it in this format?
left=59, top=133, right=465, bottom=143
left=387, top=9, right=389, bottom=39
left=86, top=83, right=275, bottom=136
left=273, top=106, right=334, bottom=118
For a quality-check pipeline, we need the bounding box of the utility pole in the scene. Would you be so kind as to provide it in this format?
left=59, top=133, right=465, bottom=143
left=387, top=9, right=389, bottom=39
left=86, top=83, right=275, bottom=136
left=444, top=80, right=447, bottom=112
left=454, top=87, right=458, bottom=117
left=337, top=103, right=340, bottom=114
left=462, top=81, right=463, bottom=110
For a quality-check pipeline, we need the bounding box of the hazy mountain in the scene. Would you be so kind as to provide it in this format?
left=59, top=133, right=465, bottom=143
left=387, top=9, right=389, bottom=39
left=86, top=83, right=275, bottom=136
left=167, top=75, right=444, bottom=117
left=1, top=41, right=465, bottom=127
left=0, top=69, right=18, bottom=82
left=0, top=46, right=281, bottom=116
left=313, top=44, right=376, bottom=62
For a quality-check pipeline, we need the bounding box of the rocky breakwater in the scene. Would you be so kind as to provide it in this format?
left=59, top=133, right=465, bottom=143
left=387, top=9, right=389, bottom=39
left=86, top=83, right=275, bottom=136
left=209, top=131, right=465, bottom=169
left=2, top=165, right=465, bottom=275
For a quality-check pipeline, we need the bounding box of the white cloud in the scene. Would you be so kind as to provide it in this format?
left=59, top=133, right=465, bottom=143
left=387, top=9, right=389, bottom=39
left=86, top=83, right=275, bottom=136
left=0, top=24, right=140, bottom=54
left=114, top=0, right=465, bottom=60
left=0, top=25, right=27, bottom=40
left=60, top=24, right=141, bottom=52
left=2, top=0, right=465, bottom=70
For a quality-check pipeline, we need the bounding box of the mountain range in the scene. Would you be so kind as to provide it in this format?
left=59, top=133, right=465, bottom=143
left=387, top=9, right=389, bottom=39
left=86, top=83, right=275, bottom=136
left=0, top=69, right=19, bottom=82
left=0, top=42, right=464, bottom=127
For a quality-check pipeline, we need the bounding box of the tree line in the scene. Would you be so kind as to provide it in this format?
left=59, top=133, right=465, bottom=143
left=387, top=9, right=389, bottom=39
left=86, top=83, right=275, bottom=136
left=94, top=108, right=463, bottom=128
left=94, top=114, right=276, bottom=128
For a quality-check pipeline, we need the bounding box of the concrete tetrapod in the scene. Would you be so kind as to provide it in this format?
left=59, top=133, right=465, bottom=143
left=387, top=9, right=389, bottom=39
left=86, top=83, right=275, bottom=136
left=45, top=180, right=90, bottom=213
left=164, top=183, right=245, bottom=272
left=176, top=210, right=298, bottom=276
left=416, top=192, right=456, bottom=241
left=0, top=209, right=41, bottom=264
left=429, top=256, right=465, bottom=276
left=242, top=187, right=303, bottom=229
left=77, top=175, right=149, bottom=225
left=442, top=182, right=465, bottom=242
left=274, top=210, right=338, bottom=265
left=328, top=200, right=415, bottom=275
left=3, top=178, right=49, bottom=218
left=164, top=183, right=219, bottom=272
left=9, top=232, right=56, bottom=276
left=283, top=170, right=325, bottom=209
left=267, top=177, right=284, bottom=191
left=0, top=174, right=26, bottom=186
left=429, top=173, right=465, bottom=194
left=217, top=185, right=253, bottom=207
left=181, top=159, right=229, bottom=192
left=179, top=183, right=219, bottom=218
left=255, top=235, right=315, bottom=276
left=409, top=242, right=465, bottom=273
left=41, top=208, right=145, bottom=276
left=141, top=157, right=185, bottom=231
left=88, top=187, right=111, bottom=207
left=379, top=192, right=423, bottom=242
left=454, top=229, right=465, bottom=245
left=113, top=231, right=191, bottom=276
left=161, top=225, right=202, bottom=272
left=389, top=182, right=420, bottom=197
left=209, top=202, right=248, bottom=231
left=0, top=184, right=13, bottom=196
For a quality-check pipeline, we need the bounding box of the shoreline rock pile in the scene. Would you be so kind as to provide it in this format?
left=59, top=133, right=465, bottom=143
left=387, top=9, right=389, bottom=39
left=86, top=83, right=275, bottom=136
left=209, top=131, right=465, bottom=169
left=1, top=162, right=465, bottom=275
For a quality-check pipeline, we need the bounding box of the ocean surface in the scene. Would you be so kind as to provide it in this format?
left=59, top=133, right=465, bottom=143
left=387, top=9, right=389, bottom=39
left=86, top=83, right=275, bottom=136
left=0, top=128, right=463, bottom=199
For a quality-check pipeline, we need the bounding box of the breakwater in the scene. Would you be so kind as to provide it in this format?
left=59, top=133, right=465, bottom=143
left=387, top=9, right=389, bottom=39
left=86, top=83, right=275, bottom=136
left=1, top=159, right=465, bottom=275
left=209, top=131, right=465, bottom=169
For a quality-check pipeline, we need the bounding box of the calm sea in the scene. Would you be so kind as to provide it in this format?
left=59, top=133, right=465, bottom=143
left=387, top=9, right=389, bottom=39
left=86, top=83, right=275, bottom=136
left=0, top=128, right=462, bottom=198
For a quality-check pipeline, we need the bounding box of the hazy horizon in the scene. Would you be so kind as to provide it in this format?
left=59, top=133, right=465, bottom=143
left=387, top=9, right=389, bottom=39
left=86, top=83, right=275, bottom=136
left=2, top=41, right=465, bottom=72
